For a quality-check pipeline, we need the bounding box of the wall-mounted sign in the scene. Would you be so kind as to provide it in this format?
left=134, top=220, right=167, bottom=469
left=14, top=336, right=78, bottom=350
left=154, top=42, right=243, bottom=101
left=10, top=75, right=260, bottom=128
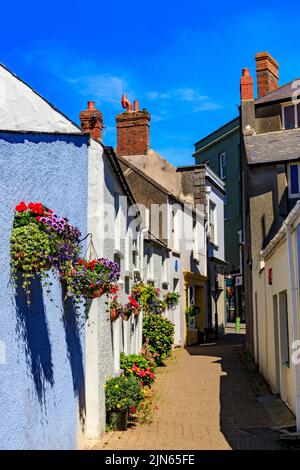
left=235, top=275, right=243, bottom=286
left=175, top=259, right=179, bottom=272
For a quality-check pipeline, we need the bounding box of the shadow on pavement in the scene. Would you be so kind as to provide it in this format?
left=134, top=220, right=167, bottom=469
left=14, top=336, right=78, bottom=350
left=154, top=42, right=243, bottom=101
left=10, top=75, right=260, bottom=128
left=186, top=333, right=295, bottom=450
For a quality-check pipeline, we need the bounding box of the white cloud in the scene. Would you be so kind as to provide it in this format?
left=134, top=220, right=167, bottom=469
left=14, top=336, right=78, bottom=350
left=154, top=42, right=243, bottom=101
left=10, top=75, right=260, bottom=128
left=145, top=87, right=220, bottom=114
left=67, top=74, right=129, bottom=107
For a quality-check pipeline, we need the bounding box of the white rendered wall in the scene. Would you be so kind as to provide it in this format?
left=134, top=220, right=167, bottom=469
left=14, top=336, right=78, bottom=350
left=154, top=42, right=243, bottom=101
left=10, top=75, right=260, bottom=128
left=0, top=65, right=81, bottom=133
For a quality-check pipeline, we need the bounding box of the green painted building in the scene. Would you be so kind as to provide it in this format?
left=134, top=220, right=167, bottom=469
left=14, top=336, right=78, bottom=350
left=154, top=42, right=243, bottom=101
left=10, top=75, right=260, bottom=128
left=193, top=117, right=244, bottom=323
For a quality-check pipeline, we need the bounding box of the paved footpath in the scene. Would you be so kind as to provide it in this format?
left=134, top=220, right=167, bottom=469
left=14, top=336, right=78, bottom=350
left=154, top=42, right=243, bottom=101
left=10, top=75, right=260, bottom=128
left=93, top=333, right=295, bottom=450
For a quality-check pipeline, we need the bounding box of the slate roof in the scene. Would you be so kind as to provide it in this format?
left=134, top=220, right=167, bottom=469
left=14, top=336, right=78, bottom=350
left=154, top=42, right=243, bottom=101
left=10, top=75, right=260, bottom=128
left=255, top=78, right=300, bottom=105
left=245, top=128, right=300, bottom=165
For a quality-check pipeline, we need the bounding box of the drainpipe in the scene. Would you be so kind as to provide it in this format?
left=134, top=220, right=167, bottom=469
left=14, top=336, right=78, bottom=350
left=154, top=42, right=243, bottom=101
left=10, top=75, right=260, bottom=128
left=139, top=208, right=150, bottom=281
left=284, top=220, right=300, bottom=432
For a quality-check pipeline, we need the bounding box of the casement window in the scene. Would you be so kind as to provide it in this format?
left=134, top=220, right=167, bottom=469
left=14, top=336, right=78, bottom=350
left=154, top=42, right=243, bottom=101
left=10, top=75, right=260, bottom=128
left=288, top=163, right=300, bottom=198
left=219, top=152, right=227, bottom=180
left=282, top=103, right=300, bottom=129
left=209, top=201, right=217, bottom=245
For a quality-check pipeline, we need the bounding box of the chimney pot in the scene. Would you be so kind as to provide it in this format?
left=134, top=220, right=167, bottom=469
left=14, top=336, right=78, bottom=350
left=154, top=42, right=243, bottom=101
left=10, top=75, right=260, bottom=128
left=88, top=101, right=95, bottom=110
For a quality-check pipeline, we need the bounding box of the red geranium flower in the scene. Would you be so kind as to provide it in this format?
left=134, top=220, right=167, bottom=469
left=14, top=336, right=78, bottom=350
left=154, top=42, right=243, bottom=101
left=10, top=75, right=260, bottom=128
left=15, top=201, right=27, bottom=212
left=28, top=202, right=44, bottom=215
left=78, top=259, right=85, bottom=265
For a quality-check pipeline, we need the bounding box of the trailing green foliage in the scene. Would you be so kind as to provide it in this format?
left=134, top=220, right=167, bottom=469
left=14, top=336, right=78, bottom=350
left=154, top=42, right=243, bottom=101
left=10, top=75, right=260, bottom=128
left=163, top=291, right=180, bottom=310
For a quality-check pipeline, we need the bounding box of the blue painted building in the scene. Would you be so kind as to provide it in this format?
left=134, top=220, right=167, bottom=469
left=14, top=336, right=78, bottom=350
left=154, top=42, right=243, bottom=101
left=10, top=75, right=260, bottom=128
left=0, top=65, right=89, bottom=449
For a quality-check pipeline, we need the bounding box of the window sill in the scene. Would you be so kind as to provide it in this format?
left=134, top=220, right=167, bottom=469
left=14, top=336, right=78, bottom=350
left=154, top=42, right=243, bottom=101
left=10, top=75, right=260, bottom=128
left=172, top=250, right=181, bottom=257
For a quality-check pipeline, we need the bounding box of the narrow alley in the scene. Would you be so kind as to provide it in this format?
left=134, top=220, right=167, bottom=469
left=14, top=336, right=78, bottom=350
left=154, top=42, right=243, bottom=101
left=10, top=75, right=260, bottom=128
left=94, top=333, right=295, bottom=451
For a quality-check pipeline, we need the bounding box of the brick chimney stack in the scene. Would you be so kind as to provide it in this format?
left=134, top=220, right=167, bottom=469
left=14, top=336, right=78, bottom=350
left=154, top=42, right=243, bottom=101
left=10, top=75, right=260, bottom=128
left=116, top=95, right=151, bottom=156
left=255, top=52, right=279, bottom=98
left=240, top=68, right=254, bottom=101
left=240, top=68, right=255, bottom=135
left=79, top=101, right=104, bottom=141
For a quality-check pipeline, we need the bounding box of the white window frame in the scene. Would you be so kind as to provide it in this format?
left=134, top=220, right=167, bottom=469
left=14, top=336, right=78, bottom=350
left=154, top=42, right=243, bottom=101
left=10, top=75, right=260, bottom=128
left=209, top=200, right=217, bottom=245
left=288, top=163, right=300, bottom=198
left=281, top=102, right=299, bottom=130
left=219, top=152, right=227, bottom=180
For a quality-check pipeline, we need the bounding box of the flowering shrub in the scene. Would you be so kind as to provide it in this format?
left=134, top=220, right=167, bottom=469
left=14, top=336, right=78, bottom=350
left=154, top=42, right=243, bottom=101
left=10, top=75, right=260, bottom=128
left=137, top=387, right=158, bottom=424
left=11, top=201, right=81, bottom=302
left=62, top=258, right=120, bottom=301
left=140, top=338, right=159, bottom=369
left=143, top=314, right=175, bottom=365
left=105, top=375, right=144, bottom=412
left=120, top=353, right=155, bottom=387
left=164, top=292, right=180, bottom=310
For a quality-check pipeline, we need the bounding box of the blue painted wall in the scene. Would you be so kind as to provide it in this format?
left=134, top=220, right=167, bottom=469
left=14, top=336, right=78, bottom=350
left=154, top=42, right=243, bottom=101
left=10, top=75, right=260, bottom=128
left=0, top=132, right=88, bottom=449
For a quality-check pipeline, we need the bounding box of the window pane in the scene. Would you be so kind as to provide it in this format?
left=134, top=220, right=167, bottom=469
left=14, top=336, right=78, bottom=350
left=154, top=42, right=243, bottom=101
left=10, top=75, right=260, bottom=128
left=219, top=152, right=226, bottom=179
left=284, top=105, right=295, bottom=129
left=298, top=104, right=300, bottom=127
left=290, top=165, right=299, bottom=194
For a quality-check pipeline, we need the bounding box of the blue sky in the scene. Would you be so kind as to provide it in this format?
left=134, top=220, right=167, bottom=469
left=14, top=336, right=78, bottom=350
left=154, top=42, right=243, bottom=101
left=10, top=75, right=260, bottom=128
left=2, top=0, right=300, bottom=165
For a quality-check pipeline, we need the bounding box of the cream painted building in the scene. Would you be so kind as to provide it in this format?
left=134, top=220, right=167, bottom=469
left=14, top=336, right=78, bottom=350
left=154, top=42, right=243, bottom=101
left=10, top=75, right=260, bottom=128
left=253, top=201, right=300, bottom=431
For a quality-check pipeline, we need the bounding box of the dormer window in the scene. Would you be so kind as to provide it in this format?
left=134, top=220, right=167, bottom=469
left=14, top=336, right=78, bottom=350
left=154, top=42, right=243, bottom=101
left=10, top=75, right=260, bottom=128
left=282, top=103, right=300, bottom=129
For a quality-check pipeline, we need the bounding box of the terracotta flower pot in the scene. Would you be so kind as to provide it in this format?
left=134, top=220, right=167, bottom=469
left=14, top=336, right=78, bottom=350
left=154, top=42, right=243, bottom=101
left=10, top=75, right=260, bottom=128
left=110, top=308, right=119, bottom=322
left=82, top=285, right=106, bottom=299
left=91, top=287, right=106, bottom=299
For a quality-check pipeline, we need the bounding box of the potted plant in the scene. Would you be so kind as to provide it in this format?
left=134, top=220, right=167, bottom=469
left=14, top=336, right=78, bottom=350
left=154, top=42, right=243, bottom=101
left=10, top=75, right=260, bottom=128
left=122, top=295, right=140, bottom=321
left=185, top=305, right=200, bottom=324
left=109, top=296, right=123, bottom=322
left=132, top=283, right=167, bottom=315
left=105, top=375, right=144, bottom=430
left=10, top=201, right=81, bottom=303
left=62, top=258, right=120, bottom=302
left=164, top=292, right=180, bottom=310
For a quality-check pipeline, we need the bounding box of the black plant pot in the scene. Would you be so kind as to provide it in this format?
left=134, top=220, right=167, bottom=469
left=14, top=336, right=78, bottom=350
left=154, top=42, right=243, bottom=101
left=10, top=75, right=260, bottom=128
left=107, top=410, right=128, bottom=431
